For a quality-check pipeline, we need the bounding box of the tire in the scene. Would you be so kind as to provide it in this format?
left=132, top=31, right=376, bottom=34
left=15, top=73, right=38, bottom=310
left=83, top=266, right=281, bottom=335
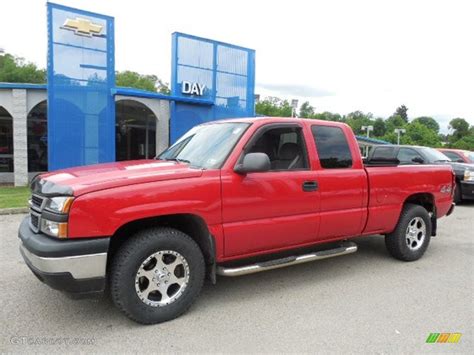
left=454, top=182, right=462, bottom=204
left=385, top=203, right=432, bottom=261
left=110, top=227, right=205, bottom=324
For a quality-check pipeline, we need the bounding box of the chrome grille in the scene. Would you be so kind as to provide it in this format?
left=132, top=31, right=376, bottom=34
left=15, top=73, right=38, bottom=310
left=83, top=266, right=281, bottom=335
left=31, top=194, right=44, bottom=210
left=29, top=194, right=45, bottom=233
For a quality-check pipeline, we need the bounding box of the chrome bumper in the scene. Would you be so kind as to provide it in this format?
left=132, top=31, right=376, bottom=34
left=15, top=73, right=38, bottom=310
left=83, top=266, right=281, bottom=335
left=20, top=243, right=107, bottom=280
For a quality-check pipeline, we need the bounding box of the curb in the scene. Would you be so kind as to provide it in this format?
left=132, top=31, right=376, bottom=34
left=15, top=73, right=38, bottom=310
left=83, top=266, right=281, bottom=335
left=0, top=207, right=29, bottom=215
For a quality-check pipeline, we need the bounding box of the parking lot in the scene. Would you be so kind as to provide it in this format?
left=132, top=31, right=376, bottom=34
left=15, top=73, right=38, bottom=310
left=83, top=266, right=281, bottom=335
left=1, top=204, right=472, bottom=353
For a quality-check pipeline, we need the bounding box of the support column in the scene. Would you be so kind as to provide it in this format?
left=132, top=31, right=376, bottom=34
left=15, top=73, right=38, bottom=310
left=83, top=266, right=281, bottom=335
left=156, top=100, right=170, bottom=154
left=12, top=89, right=28, bottom=186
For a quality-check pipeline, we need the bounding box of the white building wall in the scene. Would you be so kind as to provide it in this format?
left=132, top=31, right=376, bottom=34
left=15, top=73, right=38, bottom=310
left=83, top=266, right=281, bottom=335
left=12, top=89, right=28, bottom=186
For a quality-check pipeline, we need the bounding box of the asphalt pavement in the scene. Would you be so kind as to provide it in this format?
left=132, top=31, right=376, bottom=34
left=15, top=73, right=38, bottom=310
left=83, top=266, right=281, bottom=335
left=1, top=204, right=472, bottom=353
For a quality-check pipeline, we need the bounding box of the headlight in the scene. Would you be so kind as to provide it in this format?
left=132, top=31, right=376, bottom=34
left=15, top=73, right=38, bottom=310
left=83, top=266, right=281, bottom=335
left=464, top=170, right=474, bottom=182
left=44, top=196, right=74, bottom=213
left=41, top=219, right=68, bottom=238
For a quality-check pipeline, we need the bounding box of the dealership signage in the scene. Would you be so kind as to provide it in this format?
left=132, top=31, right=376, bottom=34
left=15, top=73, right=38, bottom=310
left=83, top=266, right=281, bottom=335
left=181, top=81, right=205, bottom=96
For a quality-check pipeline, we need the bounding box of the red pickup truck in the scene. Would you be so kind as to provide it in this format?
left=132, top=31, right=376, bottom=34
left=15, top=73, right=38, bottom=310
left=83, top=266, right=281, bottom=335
left=19, top=117, right=455, bottom=324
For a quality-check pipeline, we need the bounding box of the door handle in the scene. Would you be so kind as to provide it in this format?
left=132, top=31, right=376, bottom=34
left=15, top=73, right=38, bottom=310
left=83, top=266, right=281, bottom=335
left=302, top=181, right=318, bottom=192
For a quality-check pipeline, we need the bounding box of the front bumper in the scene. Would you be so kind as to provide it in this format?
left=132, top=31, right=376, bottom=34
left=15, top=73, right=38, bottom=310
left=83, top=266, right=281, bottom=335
left=18, top=217, right=110, bottom=298
left=460, top=181, right=474, bottom=200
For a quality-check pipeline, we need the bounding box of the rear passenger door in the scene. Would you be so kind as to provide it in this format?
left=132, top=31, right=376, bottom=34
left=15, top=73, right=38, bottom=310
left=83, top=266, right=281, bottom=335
left=311, top=125, right=368, bottom=240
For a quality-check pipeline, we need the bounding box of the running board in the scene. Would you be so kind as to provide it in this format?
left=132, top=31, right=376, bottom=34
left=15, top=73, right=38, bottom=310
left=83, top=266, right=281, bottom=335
left=217, top=241, right=357, bottom=277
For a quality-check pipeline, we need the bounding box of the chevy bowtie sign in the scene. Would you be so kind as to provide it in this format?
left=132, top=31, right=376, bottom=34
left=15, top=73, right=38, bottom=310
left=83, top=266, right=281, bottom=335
left=62, top=17, right=104, bottom=37
left=181, top=81, right=205, bottom=96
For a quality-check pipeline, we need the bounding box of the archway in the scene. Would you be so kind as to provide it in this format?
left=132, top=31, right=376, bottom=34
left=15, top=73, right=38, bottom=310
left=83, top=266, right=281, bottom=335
left=27, top=100, right=48, bottom=172
left=115, top=100, right=157, bottom=161
left=0, top=106, right=13, bottom=173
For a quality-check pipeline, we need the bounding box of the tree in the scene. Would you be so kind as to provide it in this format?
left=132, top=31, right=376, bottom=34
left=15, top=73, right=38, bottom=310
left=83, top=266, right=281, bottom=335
left=255, top=97, right=292, bottom=117
left=448, top=118, right=470, bottom=141
left=0, top=52, right=46, bottom=83
left=394, top=105, right=408, bottom=122
left=411, top=116, right=440, bottom=133
left=116, top=70, right=170, bottom=94
left=312, top=111, right=343, bottom=122
left=451, top=135, right=474, bottom=150
left=385, top=115, right=406, bottom=133
left=299, top=101, right=315, bottom=118
left=404, top=121, right=442, bottom=147
left=373, top=118, right=387, bottom=137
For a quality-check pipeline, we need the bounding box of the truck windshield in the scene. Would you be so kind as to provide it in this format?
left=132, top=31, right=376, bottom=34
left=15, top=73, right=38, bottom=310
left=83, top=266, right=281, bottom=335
left=158, top=122, right=249, bottom=169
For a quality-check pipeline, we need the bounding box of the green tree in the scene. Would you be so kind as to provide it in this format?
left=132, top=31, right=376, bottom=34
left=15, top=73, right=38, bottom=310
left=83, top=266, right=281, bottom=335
left=394, top=105, right=408, bottom=122
left=255, top=97, right=292, bottom=117
left=385, top=115, right=406, bottom=133
left=448, top=118, right=470, bottom=141
left=404, top=121, right=442, bottom=147
left=373, top=118, right=387, bottom=137
left=312, top=111, right=343, bottom=121
left=0, top=53, right=46, bottom=83
left=411, top=116, right=440, bottom=133
left=116, top=70, right=170, bottom=94
left=299, top=101, right=315, bottom=118
left=451, top=135, right=474, bottom=150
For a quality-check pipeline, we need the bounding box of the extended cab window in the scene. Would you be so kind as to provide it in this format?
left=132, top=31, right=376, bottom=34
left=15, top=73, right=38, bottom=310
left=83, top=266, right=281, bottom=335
left=312, top=125, right=352, bottom=168
left=246, top=125, right=308, bottom=170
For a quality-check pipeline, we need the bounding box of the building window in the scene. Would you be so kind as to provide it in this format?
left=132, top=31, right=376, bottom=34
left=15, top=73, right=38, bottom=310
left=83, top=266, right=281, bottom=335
left=27, top=101, right=48, bottom=172
left=115, top=100, right=157, bottom=161
left=0, top=106, right=13, bottom=173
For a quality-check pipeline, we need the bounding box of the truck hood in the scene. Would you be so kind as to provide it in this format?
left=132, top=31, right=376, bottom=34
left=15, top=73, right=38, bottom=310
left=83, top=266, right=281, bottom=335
left=31, top=160, right=203, bottom=196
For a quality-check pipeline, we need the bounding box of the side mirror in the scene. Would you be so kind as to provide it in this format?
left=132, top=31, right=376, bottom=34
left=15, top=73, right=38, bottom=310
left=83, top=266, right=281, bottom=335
left=456, top=159, right=465, bottom=163
left=412, top=157, right=424, bottom=164
left=234, top=153, right=271, bottom=174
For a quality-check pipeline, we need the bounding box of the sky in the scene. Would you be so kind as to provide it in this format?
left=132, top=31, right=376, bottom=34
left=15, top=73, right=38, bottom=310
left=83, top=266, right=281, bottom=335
left=1, top=0, right=473, bottom=133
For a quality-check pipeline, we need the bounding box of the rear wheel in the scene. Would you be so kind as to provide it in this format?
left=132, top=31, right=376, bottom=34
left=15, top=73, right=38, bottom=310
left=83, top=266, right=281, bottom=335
left=385, top=203, right=432, bottom=261
left=110, top=227, right=205, bottom=324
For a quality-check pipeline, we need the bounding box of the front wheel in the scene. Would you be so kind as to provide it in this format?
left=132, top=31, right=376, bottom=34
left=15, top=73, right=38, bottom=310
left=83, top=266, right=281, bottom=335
left=385, top=203, right=432, bottom=261
left=110, top=227, right=205, bottom=324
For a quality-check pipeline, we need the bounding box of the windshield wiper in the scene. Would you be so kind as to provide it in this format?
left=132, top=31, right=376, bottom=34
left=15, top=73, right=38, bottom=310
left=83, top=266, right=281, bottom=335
left=164, top=158, right=191, bottom=164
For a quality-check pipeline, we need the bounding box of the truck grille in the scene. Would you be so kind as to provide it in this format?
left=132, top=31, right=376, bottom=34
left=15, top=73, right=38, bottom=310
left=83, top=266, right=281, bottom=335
left=29, top=194, right=45, bottom=233
left=30, top=212, right=40, bottom=232
left=31, top=194, right=44, bottom=209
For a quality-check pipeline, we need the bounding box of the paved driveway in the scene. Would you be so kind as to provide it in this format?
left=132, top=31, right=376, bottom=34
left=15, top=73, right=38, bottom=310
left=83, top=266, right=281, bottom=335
left=1, top=204, right=472, bottom=353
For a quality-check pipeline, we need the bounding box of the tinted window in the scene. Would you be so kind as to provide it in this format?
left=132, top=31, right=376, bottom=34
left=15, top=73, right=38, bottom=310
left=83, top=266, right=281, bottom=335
left=371, top=147, right=396, bottom=160
left=312, top=126, right=352, bottom=168
left=397, top=148, right=424, bottom=164
left=247, top=126, right=308, bottom=171
left=442, top=151, right=463, bottom=162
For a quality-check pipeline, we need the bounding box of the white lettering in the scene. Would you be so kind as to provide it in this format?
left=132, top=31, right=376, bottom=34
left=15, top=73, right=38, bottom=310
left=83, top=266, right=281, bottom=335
left=181, top=81, right=205, bottom=96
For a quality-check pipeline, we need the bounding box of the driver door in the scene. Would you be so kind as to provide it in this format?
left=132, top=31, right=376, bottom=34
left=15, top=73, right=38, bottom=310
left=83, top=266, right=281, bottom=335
left=220, top=123, right=320, bottom=258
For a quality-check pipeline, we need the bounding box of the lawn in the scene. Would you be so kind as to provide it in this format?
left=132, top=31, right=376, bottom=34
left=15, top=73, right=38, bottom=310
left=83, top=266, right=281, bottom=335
left=0, top=186, right=30, bottom=209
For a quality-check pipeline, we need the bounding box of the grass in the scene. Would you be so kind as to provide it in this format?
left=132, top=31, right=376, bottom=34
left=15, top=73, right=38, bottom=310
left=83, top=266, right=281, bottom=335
left=0, top=186, right=30, bottom=209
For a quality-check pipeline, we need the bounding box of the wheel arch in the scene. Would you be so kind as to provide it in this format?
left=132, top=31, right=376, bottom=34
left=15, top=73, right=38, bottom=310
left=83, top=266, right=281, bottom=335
left=107, top=214, right=216, bottom=282
left=403, top=193, right=437, bottom=236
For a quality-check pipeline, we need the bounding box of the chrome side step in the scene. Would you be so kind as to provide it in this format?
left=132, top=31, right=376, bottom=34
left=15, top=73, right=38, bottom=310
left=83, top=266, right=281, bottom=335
left=217, top=241, right=357, bottom=277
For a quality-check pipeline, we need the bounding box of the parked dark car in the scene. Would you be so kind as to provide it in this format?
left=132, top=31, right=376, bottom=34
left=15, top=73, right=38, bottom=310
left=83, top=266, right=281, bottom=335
left=369, top=145, right=474, bottom=203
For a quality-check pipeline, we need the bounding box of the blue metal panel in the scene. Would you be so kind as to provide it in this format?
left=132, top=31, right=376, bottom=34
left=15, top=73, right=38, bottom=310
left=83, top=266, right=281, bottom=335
left=47, top=3, right=115, bottom=170
left=170, top=32, right=255, bottom=143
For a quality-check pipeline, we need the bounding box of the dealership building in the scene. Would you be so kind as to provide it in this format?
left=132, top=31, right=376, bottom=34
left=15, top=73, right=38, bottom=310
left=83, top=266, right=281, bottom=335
left=0, top=3, right=383, bottom=186
left=0, top=3, right=255, bottom=186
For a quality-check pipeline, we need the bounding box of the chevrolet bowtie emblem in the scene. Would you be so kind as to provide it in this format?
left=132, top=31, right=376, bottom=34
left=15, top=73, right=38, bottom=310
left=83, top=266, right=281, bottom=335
left=62, top=17, right=103, bottom=37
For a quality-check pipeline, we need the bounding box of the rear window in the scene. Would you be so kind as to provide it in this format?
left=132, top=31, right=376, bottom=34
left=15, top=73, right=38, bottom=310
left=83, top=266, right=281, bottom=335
left=311, top=125, right=352, bottom=168
left=371, top=147, right=396, bottom=160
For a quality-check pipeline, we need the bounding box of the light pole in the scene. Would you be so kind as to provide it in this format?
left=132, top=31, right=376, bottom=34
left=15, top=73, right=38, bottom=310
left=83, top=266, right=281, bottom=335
left=361, top=125, right=374, bottom=157
left=394, top=128, right=406, bottom=145
left=291, top=99, right=298, bottom=118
